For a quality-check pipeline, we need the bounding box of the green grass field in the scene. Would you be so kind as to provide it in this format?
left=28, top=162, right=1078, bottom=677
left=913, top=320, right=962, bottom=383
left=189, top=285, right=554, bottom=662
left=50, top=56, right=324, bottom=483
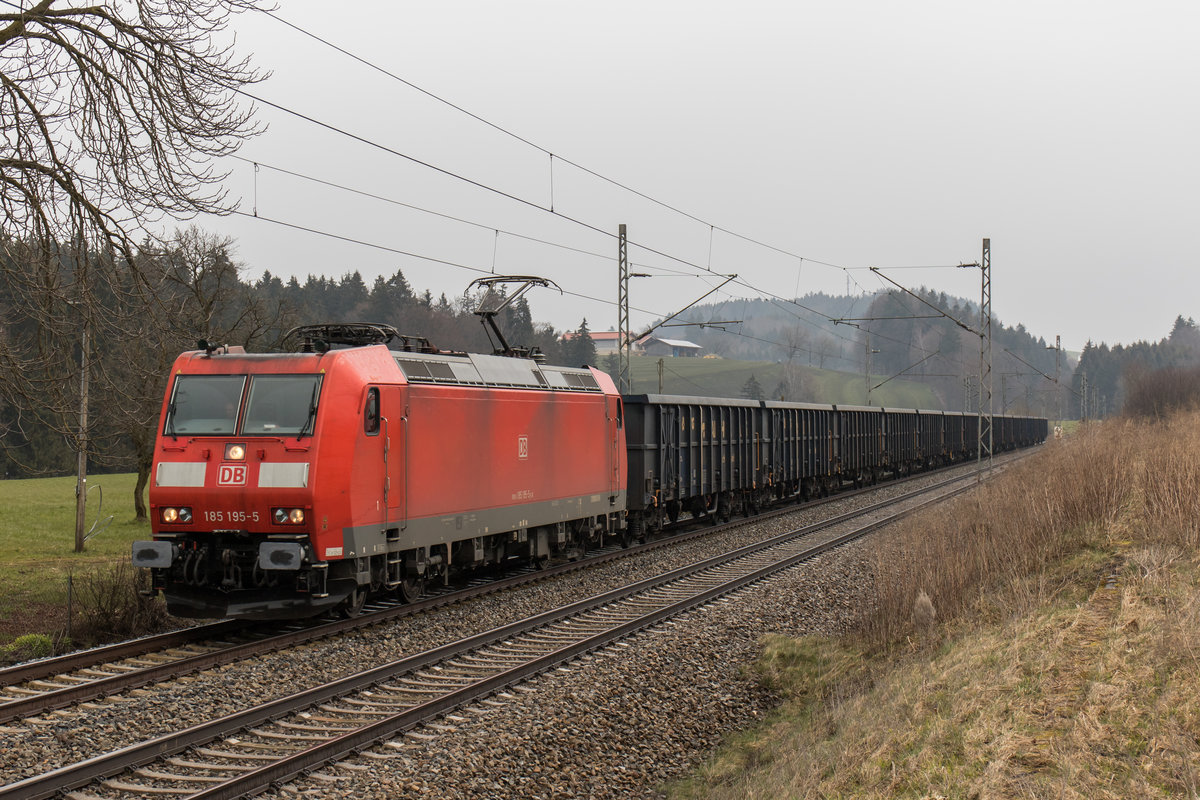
left=0, top=474, right=157, bottom=652
left=0, top=472, right=148, bottom=563
left=0, top=473, right=149, bottom=643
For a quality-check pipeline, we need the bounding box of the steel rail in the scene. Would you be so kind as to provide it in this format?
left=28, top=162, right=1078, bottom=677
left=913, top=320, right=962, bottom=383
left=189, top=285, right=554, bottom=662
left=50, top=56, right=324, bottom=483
left=0, top=620, right=244, bottom=688
left=0, top=459, right=872, bottom=692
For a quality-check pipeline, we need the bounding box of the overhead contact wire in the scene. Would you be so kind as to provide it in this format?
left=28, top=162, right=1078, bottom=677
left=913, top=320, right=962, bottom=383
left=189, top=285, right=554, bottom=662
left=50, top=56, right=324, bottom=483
left=259, top=8, right=853, bottom=273
left=234, top=209, right=663, bottom=319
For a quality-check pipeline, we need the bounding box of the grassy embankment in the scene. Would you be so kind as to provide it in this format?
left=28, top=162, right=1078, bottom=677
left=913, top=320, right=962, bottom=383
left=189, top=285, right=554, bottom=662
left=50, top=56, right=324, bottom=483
left=669, top=415, right=1200, bottom=798
left=0, top=473, right=152, bottom=649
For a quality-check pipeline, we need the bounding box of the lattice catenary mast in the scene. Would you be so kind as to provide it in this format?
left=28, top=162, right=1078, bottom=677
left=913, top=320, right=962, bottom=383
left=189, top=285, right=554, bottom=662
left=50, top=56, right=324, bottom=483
left=977, top=238, right=993, bottom=472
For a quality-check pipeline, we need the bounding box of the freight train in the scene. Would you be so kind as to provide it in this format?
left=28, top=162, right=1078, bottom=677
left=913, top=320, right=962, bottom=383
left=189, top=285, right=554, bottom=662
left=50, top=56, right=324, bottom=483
left=132, top=323, right=1047, bottom=620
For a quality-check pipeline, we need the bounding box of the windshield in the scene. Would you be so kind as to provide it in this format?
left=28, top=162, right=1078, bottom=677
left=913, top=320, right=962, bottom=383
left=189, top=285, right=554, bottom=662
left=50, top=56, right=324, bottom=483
left=242, top=375, right=323, bottom=435
left=166, top=375, right=246, bottom=435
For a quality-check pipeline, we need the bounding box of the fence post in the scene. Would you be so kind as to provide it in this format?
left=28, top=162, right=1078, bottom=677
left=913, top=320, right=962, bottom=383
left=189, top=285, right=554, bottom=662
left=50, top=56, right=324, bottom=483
left=66, top=572, right=73, bottom=645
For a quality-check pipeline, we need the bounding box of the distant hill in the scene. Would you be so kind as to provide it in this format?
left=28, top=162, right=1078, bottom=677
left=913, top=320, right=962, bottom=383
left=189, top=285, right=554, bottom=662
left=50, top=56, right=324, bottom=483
left=605, top=354, right=942, bottom=409
left=659, top=290, right=1069, bottom=416
left=662, top=292, right=871, bottom=372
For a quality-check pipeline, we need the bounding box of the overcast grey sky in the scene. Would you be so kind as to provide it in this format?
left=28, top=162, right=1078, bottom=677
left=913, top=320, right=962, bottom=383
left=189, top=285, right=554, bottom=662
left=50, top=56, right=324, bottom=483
left=200, top=1, right=1200, bottom=353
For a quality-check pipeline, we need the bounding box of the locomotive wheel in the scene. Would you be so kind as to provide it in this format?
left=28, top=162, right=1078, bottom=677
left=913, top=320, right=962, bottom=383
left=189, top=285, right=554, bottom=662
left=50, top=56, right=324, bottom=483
left=622, top=518, right=644, bottom=548
left=399, top=575, right=426, bottom=603
left=340, top=586, right=367, bottom=618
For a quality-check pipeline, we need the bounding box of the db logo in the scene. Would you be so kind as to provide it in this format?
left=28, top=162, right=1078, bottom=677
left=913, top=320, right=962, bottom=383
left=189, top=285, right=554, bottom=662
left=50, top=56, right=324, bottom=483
left=517, top=436, right=529, bottom=460
left=218, top=464, right=247, bottom=486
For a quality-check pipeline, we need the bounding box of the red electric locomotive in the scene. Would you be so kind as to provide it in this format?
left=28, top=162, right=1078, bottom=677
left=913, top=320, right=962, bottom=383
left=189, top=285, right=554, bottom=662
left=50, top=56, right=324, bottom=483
left=132, top=323, right=627, bottom=619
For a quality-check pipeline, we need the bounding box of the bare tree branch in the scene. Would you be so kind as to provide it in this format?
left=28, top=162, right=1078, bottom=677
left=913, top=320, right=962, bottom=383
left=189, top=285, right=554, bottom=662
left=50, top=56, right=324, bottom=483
left=0, top=0, right=267, bottom=262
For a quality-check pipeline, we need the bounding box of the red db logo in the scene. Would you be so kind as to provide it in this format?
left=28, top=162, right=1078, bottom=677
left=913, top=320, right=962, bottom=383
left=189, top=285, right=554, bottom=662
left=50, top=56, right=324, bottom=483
left=218, top=464, right=247, bottom=486
left=517, top=436, right=529, bottom=460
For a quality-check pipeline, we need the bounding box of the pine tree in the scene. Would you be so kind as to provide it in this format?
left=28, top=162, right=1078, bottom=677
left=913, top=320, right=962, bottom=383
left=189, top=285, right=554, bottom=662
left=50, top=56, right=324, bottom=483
left=741, top=373, right=764, bottom=400
left=503, top=297, right=536, bottom=350
left=567, top=318, right=598, bottom=366
left=603, top=352, right=621, bottom=385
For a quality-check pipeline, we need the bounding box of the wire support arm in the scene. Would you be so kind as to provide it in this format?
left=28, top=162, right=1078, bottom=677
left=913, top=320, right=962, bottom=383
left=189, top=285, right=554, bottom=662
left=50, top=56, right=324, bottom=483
left=624, top=275, right=737, bottom=348
left=868, top=267, right=980, bottom=336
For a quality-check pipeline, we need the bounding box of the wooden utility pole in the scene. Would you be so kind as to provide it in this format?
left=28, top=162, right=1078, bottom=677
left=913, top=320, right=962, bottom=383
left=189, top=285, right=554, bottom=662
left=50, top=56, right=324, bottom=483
left=74, top=319, right=89, bottom=553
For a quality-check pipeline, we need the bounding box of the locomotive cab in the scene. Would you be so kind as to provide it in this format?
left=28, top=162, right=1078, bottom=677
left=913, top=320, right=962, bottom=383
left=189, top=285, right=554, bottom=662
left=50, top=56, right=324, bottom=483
left=133, top=347, right=356, bottom=619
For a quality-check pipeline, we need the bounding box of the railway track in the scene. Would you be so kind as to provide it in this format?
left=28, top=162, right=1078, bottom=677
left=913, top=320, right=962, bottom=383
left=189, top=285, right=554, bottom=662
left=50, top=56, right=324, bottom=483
left=0, top=455, right=1018, bottom=727
left=1, top=467, right=982, bottom=800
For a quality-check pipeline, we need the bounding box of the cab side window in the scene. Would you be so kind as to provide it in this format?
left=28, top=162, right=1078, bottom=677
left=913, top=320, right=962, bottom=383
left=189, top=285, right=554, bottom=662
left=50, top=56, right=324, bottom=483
left=364, top=388, right=380, bottom=435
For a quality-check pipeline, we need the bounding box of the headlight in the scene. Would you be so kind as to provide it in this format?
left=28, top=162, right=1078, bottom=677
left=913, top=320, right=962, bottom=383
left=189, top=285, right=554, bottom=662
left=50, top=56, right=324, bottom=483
left=272, top=507, right=305, bottom=525
left=161, top=507, right=193, bottom=524
left=225, top=443, right=247, bottom=461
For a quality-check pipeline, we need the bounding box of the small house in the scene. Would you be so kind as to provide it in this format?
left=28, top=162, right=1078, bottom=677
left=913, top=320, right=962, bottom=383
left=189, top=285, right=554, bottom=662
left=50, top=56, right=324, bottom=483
left=638, top=336, right=702, bottom=358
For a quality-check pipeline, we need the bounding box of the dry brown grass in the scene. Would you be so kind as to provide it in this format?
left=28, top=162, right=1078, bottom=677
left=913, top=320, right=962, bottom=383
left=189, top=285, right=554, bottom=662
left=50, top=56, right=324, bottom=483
left=669, top=412, right=1200, bottom=800
left=862, top=420, right=1136, bottom=645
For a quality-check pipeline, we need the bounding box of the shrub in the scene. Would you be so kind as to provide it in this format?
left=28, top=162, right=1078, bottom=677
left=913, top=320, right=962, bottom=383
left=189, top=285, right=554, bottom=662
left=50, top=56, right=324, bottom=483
left=1, top=633, right=55, bottom=664
left=862, top=411, right=1200, bottom=649
left=71, top=558, right=171, bottom=645
left=1123, top=364, right=1200, bottom=419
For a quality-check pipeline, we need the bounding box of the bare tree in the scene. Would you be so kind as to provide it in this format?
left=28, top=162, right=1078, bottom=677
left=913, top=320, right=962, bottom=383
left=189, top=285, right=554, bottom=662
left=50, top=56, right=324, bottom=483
left=0, top=0, right=266, bottom=263
left=814, top=335, right=835, bottom=370
left=768, top=326, right=812, bottom=401
left=781, top=325, right=808, bottom=364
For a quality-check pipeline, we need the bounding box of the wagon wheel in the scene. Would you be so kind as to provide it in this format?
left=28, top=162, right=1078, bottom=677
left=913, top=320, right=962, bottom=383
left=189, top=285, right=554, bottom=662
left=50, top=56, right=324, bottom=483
left=399, top=575, right=426, bottom=603
left=340, top=586, right=367, bottom=618
left=717, top=495, right=731, bottom=523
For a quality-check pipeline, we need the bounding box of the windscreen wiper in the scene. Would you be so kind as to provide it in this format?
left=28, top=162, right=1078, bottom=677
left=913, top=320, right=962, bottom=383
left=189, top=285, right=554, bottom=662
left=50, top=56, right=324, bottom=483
left=298, top=383, right=319, bottom=438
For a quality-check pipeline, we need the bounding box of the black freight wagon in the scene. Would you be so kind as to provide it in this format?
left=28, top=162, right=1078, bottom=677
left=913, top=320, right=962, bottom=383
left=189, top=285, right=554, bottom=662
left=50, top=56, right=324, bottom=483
left=623, top=394, right=1047, bottom=536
